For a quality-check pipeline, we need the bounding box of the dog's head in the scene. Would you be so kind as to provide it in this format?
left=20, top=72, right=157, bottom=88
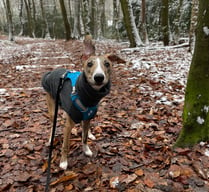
left=81, top=35, right=125, bottom=91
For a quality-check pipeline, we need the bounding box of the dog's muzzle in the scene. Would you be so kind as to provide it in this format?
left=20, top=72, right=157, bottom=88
left=94, top=73, right=105, bottom=85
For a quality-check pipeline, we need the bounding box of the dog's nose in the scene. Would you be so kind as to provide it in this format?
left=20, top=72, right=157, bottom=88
left=94, top=73, right=104, bottom=84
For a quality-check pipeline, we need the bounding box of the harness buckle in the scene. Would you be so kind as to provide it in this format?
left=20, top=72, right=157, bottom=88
left=72, top=86, right=76, bottom=94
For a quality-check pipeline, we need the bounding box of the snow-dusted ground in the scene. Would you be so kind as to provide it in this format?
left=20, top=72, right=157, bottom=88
left=2, top=36, right=209, bottom=192
left=121, top=45, right=192, bottom=106
left=0, top=37, right=192, bottom=111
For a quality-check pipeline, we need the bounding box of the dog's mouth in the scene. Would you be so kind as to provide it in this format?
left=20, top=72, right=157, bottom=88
left=89, top=80, right=108, bottom=91
left=95, top=81, right=104, bottom=86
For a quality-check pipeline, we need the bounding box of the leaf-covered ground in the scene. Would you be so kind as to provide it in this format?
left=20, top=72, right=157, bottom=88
left=0, top=35, right=209, bottom=192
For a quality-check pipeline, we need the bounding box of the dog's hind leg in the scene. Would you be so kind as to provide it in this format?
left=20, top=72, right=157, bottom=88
left=60, top=113, right=74, bottom=170
left=46, top=93, right=55, bottom=146
left=82, top=120, right=93, bottom=157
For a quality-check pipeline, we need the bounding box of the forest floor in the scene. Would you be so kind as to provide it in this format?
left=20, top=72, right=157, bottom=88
left=0, top=35, right=209, bottom=192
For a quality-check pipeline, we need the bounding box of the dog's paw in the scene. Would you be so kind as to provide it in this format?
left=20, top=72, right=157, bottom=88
left=45, top=142, right=50, bottom=147
left=83, top=144, right=93, bottom=157
left=59, top=160, right=68, bottom=170
left=88, top=131, right=96, bottom=140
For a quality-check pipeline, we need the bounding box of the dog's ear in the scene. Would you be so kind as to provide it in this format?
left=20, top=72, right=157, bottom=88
left=81, top=35, right=95, bottom=61
left=106, top=54, right=126, bottom=64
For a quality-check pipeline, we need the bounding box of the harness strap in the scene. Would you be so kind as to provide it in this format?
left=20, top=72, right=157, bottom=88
left=65, top=71, right=97, bottom=120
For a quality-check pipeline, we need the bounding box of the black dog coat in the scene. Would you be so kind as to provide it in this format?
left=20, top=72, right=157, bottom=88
left=41, top=68, right=110, bottom=123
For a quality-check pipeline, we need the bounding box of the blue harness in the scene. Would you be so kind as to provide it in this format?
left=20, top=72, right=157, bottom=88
left=65, top=71, right=98, bottom=121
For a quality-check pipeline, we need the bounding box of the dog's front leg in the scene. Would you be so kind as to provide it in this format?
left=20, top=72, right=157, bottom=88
left=82, top=120, right=93, bottom=157
left=60, top=114, right=74, bottom=170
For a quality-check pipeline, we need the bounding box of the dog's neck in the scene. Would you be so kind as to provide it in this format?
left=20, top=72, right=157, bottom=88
left=75, top=72, right=110, bottom=107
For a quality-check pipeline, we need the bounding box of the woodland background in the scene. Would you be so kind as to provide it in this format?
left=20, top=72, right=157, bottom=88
left=0, top=0, right=198, bottom=47
left=1, top=0, right=209, bottom=192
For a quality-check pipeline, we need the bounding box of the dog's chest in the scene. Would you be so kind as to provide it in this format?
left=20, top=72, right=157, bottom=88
left=63, top=71, right=98, bottom=122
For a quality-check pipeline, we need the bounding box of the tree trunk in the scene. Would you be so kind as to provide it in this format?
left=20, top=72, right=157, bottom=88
left=90, top=0, right=97, bottom=38
left=161, top=0, right=169, bottom=46
left=188, top=0, right=199, bottom=52
left=120, top=0, right=143, bottom=47
left=52, top=0, right=58, bottom=38
left=59, top=0, right=72, bottom=40
left=175, top=1, right=209, bottom=147
left=73, top=0, right=81, bottom=39
left=141, top=0, right=149, bottom=44
left=23, top=0, right=34, bottom=37
left=4, top=0, right=14, bottom=41
left=68, top=0, right=73, bottom=26
left=82, top=0, right=91, bottom=35
left=31, top=0, right=36, bottom=37
left=18, top=0, right=24, bottom=36
left=172, top=0, right=183, bottom=44
left=98, top=0, right=105, bottom=38
left=112, top=0, right=120, bottom=39
left=40, top=0, right=50, bottom=38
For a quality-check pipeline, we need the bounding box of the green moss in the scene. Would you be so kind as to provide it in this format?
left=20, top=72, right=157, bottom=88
left=175, top=1, right=209, bottom=147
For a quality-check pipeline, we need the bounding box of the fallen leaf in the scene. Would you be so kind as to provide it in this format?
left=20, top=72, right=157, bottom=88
left=42, top=160, right=48, bottom=172
left=15, top=171, right=31, bottom=182
left=144, top=178, right=154, bottom=188
left=135, top=169, right=144, bottom=176
left=3, top=119, right=15, bottom=127
left=110, top=176, right=119, bottom=189
left=50, top=171, right=78, bottom=186
left=82, top=163, right=97, bottom=175
left=168, top=164, right=181, bottom=178
left=121, top=174, right=137, bottom=184
left=65, top=184, right=74, bottom=191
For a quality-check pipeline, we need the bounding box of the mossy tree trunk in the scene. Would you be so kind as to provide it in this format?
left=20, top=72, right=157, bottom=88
left=175, top=1, right=209, bottom=147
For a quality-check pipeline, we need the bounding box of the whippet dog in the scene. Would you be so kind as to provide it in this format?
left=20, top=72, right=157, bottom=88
left=42, top=35, right=124, bottom=170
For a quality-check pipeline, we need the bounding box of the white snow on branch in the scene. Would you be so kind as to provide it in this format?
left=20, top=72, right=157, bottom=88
left=197, top=116, right=205, bottom=124
left=203, top=26, right=209, bottom=36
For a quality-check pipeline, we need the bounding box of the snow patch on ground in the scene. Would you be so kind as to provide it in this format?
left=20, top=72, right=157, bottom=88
left=122, top=45, right=191, bottom=106
left=15, top=64, right=75, bottom=71
left=204, top=149, right=209, bottom=157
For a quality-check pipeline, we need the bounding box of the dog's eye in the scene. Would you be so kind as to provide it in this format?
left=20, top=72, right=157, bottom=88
left=87, top=62, right=93, bottom=67
left=104, top=62, right=110, bottom=68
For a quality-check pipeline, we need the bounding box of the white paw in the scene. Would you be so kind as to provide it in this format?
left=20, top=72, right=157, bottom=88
left=59, top=160, right=68, bottom=170
left=88, top=131, right=96, bottom=140
left=83, top=145, right=93, bottom=157
left=45, top=141, right=50, bottom=147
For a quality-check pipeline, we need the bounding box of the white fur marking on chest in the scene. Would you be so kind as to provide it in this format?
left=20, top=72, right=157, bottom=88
left=94, top=58, right=105, bottom=75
